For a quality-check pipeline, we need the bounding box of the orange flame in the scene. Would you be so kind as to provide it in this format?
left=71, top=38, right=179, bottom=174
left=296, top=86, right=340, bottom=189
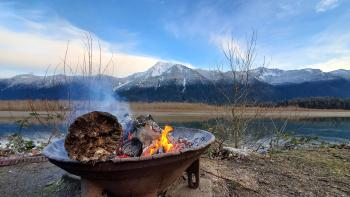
left=145, top=125, right=174, bottom=156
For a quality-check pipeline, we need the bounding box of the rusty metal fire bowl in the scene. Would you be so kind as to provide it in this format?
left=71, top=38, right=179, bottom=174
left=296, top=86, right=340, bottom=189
left=43, top=127, right=215, bottom=197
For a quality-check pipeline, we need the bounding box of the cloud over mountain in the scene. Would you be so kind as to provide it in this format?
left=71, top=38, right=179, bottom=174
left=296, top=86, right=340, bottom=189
left=0, top=2, right=163, bottom=78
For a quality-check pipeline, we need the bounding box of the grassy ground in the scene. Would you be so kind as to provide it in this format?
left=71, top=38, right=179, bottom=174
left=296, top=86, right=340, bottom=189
left=0, top=147, right=348, bottom=196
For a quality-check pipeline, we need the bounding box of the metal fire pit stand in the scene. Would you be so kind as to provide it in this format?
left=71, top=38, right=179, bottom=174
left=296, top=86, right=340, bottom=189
left=44, top=128, right=215, bottom=197
left=80, top=159, right=201, bottom=197
left=186, top=159, right=200, bottom=189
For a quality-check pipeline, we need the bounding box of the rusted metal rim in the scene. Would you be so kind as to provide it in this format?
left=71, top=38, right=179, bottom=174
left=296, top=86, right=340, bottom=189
left=43, top=127, right=215, bottom=164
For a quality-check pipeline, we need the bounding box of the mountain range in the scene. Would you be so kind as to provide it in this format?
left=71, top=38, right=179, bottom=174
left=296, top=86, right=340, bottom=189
left=1, top=62, right=350, bottom=103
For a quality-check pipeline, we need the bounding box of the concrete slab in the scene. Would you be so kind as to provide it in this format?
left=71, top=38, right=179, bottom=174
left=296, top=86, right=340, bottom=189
left=167, top=177, right=213, bottom=197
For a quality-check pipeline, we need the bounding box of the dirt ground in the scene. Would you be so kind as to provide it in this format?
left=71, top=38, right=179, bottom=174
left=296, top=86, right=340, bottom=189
left=0, top=147, right=349, bottom=197
left=199, top=147, right=350, bottom=197
left=0, top=161, right=79, bottom=197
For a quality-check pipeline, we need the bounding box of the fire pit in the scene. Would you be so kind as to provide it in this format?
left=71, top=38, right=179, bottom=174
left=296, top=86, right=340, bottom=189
left=43, top=127, right=215, bottom=197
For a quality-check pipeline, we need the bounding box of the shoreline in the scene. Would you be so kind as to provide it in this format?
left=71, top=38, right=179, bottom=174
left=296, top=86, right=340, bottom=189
left=1, top=107, right=350, bottom=123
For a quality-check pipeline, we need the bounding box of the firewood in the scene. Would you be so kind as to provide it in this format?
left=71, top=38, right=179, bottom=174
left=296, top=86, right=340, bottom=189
left=64, top=111, right=122, bottom=162
left=130, top=115, right=162, bottom=147
left=121, top=138, right=143, bottom=157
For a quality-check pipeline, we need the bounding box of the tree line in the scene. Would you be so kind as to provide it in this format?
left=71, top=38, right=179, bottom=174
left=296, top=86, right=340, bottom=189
left=274, top=97, right=350, bottom=110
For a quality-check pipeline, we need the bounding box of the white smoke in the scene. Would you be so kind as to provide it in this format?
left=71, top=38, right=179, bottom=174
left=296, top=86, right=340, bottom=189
left=43, top=37, right=134, bottom=125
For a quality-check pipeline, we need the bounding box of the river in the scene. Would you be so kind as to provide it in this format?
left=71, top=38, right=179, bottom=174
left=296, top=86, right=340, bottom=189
left=0, top=117, right=349, bottom=143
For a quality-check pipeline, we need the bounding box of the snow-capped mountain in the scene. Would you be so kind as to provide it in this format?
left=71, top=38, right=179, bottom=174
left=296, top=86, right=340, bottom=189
left=2, top=62, right=349, bottom=90
left=139, top=62, right=175, bottom=78
left=114, top=62, right=209, bottom=91
left=1, top=74, right=67, bottom=89
left=329, top=69, right=350, bottom=80
left=0, top=74, right=121, bottom=100
left=195, top=69, right=223, bottom=81
left=1, top=74, right=120, bottom=89
left=258, top=68, right=338, bottom=85
left=196, top=66, right=349, bottom=85
left=1, top=61, right=350, bottom=102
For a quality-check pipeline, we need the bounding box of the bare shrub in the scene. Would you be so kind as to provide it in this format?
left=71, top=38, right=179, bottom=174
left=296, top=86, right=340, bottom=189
left=213, top=31, right=266, bottom=148
left=6, top=33, right=119, bottom=147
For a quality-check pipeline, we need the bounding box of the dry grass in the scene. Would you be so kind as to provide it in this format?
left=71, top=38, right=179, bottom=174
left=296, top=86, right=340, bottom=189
left=197, top=147, right=350, bottom=196
left=0, top=100, right=350, bottom=123
left=0, top=100, right=69, bottom=111
left=0, top=100, right=226, bottom=113
left=130, top=102, right=225, bottom=112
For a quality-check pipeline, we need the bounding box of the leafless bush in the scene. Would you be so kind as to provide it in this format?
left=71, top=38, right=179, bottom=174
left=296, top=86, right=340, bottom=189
left=213, top=31, right=266, bottom=148
left=7, top=33, right=117, bottom=145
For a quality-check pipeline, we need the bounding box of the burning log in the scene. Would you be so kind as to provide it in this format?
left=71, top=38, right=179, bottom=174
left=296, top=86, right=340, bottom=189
left=142, top=125, right=174, bottom=156
left=122, top=115, right=193, bottom=157
left=129, top=114, right=162, bottom=146
left=121, top=138, right=143, bottom=157
left=64, top=111, right=192, bottom=162
left=120, top=114, right=163, bottom=156
left=64, top=111, right=122, bottom=162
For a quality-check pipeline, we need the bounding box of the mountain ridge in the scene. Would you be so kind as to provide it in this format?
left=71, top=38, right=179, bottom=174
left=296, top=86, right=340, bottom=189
left=1, top=62, right=350, bottom=103
left=3, top=61, right=349, bottom=85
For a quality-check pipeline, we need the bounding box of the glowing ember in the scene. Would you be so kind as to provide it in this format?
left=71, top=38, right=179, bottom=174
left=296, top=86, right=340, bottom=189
left=116, top=154, right=130, bottom=158
left=142, top=125, right=174, bottom=156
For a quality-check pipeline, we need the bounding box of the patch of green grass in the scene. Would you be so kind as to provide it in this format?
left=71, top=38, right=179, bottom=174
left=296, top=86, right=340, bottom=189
left=6, top=134, right=36, bottom=153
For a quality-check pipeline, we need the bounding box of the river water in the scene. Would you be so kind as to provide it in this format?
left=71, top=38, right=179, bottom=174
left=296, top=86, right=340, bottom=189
left=0, top=118, right=349, bottom=142
left=170, top=118, right=350, bottom=143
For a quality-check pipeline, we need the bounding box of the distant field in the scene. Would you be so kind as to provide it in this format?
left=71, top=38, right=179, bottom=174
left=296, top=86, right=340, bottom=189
left=1, top=100, right=350, bottom=123
left=0, top=100, right=224, bottom=112
left=0, top=100, right=69, bottom=111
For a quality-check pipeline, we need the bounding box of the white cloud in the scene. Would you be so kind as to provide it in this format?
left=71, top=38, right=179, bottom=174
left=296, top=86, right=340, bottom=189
left=0, top=24, right=162, bottom=77
left=210, top=34, right=244, bottom=59
left=0, top=3, right=168, bottom=78
left=305, top=55, right=350, bottom=71
left=269, top=9, right=350, bottom=71
left=316, top=0, right=340, bottom=12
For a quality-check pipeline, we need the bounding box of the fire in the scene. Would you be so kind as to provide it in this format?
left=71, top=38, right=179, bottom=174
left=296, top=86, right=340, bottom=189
left=143, top=125, right=174, bottom=156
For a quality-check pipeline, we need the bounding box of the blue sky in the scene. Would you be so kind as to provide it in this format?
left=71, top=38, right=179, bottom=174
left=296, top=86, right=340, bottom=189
left=0, top=0, right=349, bottom=77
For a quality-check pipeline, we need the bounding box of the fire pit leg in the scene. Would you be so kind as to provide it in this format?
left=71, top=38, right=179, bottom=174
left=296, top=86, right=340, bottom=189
left=186, top=159, right=200, bottom=189
left=81, top=179, right=105, bottom=197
